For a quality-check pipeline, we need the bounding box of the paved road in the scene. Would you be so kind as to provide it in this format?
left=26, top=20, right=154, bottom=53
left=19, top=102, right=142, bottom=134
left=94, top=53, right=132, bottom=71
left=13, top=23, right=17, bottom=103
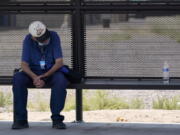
left=0, top=121, right=180, bottom=135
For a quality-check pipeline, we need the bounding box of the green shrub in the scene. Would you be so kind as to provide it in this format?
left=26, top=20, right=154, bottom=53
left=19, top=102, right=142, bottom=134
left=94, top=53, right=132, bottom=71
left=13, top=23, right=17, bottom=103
left=153, top=96, right=180, bottom=110
left=28, top=101, right=49, bottom=112
left=36, top=100, right=49, bottom=112
left=0, top=90, right=145, bottom=112
left=28, top=93, right=49, bottom=112
left=64, top=96, right=75, bottom=111
left=151, top=25, right=180, bottom=43
left=98, top=33, right=131, bottom=42
left=129, top=98, right=144, bottom=109
left=83, top=90, right=129, bottom=110
left=0, top=91, right=12, bottom=107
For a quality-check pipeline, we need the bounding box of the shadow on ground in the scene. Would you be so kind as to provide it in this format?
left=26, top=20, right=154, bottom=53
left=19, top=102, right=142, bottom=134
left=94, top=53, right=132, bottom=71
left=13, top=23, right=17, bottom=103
left=0, top=121, right=180, bottom=135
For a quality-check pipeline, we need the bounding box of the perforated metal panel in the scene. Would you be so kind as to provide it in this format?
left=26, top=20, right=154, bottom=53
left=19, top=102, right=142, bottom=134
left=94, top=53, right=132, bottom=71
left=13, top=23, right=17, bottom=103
left=9, top=0, right=70, bottom=1
left=84, top=0, right=124, bottom=1
left=84, top=0, right=180, bottom=1
left=0, top=14, right=72, bottom=76
left=85, top=14, right=180, bottom=77
left=84, top=0, right=142, bottom=1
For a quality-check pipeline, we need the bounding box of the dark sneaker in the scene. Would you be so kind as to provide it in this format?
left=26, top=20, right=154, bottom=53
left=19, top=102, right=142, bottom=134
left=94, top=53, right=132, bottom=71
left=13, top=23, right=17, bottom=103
left=12, top=120, right=29, bottom=129
left=52, top=121, right=66, bottom=129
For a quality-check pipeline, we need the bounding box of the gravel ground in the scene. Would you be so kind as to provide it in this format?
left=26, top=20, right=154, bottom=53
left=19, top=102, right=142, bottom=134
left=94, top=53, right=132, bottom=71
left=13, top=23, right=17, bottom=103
left=1, top=86, right=180, bottom=124
left=1, top=109, right=180, bottom=123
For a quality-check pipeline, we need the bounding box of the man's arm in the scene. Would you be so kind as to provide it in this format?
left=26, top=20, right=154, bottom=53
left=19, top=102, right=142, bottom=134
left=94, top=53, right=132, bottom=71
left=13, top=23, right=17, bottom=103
left=21, top=61, right=37, bottom=80
left=21, top=35, right=38, bottom=80
left=21, top=35, right=45, bottom=88
left=21, top=61, right=45, bottom=88
left=41, top=58, right=63, bottom=78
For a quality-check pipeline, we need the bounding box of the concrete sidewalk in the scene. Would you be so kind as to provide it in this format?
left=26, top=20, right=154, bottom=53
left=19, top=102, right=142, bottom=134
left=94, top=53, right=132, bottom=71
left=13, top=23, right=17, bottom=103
left=0, top=121, right=180, bottom=135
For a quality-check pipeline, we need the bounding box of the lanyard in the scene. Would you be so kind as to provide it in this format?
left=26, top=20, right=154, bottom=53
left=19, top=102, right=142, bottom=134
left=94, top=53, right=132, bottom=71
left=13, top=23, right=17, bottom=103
left=39, top=46, right=46, bottom=70
left=39, top=46, right=46, bottom=61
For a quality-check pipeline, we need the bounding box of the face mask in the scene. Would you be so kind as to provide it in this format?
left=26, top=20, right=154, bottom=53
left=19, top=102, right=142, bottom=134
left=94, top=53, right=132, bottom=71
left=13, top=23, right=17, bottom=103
left=38, top=38, right=50, bottom=46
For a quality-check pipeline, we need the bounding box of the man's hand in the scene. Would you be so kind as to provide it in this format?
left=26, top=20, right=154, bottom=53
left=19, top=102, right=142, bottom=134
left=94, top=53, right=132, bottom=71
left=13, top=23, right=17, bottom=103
left=33, top=76, right=45, bottom=88
left=21, top=62, right=46, bottom=88
left=35, top=80, right=45, bottom=88
left=33, top=76, right=41, bottom=85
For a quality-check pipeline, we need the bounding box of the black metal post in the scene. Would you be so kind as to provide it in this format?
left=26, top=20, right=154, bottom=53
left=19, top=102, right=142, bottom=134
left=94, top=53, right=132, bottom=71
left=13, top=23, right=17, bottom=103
left=76, top=89, right=83, bottom=122
left=72, top=0, right=84, bottom=122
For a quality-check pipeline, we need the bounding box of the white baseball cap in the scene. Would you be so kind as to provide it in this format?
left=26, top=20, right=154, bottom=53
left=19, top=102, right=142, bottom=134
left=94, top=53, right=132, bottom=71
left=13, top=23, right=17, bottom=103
left=28, top=21, right=46, bottom=37
left=28, top=21, right=50, bottom=42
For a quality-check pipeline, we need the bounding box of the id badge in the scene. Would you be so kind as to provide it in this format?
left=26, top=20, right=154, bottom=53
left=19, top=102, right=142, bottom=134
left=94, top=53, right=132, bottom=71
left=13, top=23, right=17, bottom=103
left=40, top=60, right=45, bottom=69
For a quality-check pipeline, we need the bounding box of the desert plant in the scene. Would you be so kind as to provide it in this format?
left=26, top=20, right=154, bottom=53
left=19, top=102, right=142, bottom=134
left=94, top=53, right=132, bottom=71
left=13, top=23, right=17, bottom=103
left=28, top=93, right=49, bottom=112
left=151, top=24, right=180, bottom=43
left=0, top=91, right=12, bottom=107
left=36, top=100, right=49, bottom=112
left=153, top=96, right=180, bottom=110
left=85, top=90, right=129, bottom=110
left=64, top=96, right=75, bottom=111
left=26, top=90, right=144, bottom=112
left=98, top=33, right=131, bottom=42
left=129, top=98, right=144, bottom=109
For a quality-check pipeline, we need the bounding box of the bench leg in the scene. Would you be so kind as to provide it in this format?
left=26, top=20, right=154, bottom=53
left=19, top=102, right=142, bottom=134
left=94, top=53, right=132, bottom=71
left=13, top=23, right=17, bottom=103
left=75, top=89, right=83, bottom=122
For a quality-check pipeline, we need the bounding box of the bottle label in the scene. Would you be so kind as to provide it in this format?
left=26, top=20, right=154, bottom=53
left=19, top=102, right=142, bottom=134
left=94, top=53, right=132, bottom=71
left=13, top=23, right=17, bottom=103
left=163, top=68, right=169, bottom=72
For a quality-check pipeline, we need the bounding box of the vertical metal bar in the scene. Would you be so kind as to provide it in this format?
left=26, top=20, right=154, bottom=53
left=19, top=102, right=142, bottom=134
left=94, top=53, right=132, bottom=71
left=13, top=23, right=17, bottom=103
left=71, top=0, right=81, bottom=71
left=79, top=12, right=86, bottom=78
left=76, top=89, right=83, bottom=122
left=71, top=11, right=79, bottom=71
left=72, top=0, right=84, bottom=122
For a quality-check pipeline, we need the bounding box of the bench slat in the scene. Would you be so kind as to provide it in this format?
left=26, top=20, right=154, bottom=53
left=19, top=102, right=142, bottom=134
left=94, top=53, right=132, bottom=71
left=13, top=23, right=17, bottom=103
left=1, top=77, right=180, bottom=90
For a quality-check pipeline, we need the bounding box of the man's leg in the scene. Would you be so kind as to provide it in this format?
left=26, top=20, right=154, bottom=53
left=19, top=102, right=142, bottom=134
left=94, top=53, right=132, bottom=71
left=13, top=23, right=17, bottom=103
left=12, top=72, right=32, bottom=129
left=48, top=72, right=68, bottom=129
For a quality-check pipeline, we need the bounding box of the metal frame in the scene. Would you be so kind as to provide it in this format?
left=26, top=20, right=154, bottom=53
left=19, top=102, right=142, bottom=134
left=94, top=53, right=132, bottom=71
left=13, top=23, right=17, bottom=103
left=1, top=0, right=180, bottom=122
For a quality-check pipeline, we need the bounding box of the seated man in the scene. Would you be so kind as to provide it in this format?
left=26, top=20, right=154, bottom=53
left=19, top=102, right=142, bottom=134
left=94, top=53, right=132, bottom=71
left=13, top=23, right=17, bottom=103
left=12, top=21, right=68, bottom=129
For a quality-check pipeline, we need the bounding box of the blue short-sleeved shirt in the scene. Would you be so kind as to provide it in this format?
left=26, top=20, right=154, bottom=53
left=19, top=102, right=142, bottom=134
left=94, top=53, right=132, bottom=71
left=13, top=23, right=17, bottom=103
left=21, top=31, right=63, bottom=71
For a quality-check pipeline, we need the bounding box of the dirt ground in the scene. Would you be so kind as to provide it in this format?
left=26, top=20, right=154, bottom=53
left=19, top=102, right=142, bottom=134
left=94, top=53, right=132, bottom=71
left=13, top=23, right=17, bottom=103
left=1, top=109, right=180, bottom=123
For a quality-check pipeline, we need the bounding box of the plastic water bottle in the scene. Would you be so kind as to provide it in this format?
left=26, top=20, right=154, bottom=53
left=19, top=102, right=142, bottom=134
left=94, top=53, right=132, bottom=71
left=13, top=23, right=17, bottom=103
left=162, top=61, right=170, bottom=84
